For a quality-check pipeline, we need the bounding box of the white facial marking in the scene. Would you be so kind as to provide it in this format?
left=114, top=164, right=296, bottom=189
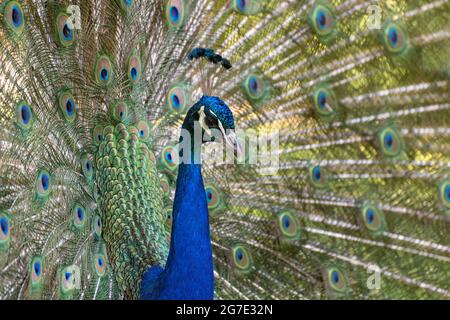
left=199, top=106, right=212, bottom=136
left=217, top=118, right=227, bottom=138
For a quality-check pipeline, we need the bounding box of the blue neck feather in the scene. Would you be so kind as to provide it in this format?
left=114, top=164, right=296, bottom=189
left=140, top=150, right=214, bottom=300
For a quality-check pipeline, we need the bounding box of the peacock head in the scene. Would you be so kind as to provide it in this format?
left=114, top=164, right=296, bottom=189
left=181, top=95, right=241, bottom=159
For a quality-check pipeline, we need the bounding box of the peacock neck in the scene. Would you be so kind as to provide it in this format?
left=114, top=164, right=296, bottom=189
left=157, top=149, right=214, bottom=299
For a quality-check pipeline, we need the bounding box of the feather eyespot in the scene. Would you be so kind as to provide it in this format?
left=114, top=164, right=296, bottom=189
left=119, top=0, right=133, bottom=10
left=0, top=213, right=10, bottom=246
left=16, top=102, right=33, bottom=131
left=378, top=126, right=403, bottom=157
left=72, top=204, right=86, bottom=230
left=310, top=2, right=336, bottom=38
left=35, top=170, right=51, bottom=200
left=205, top=185, right=221, bottom=210
left=56, top=13, right=75, bottom=47
left=4, top=1, right=25, bottom=35
left=312, top=86, right=337, bottom=118
left=80, top=154, right=94, bottom=181
left=327, top=268, right=346, bottom=292
left=438, top=180, right=450, bottom=209
left=167, top=85, right=189, bottom=113
left=165, top=0, right=187, bottom=29
left=232, top=0, right=263, bottom=15
left=58, top=90, right=76, bottom=123
left=165, top=209, right=173, bottom=227
left=244, top=74, right=266, bottom=101
left=231, top=245, right=252, bottom=273
left=236, top=0, right=247, bottom=12
left=127, top=52, right=141, bottom=84
left=113, top=102, right=129, bottom=122
left=136, top=120, right=150, bottom=140
left=360, top=204, right=385, bottom=233
left=383, top=22, right=408, bottom=54
left=94, top=55, right=113, bottom=86
left=160, top=146, right=178, bottom=172
left=93, top=215, right=102, bottom=240
left=60, top=265, right=79, bottom=294
left=94, top=254, right=107, bottom=277
left=93, top=126, right=104, bottom=146
left=277, top=211, right=300, bottom=239
left=309, top=165, right=327, bottom=188
left=234, top=0, right=252, bottom=13
left=30, top=256, right=44, bottom=287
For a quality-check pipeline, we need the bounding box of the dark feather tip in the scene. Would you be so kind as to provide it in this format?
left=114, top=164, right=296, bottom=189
left=221, top=59, right=232, bottom=69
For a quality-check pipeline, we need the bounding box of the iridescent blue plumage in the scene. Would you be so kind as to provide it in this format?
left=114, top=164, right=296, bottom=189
left=1, top=0, right=449, bottom=302
left=141, top=96, right=237, bottom=300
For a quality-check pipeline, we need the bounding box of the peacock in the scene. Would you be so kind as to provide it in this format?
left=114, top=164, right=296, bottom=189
left=0, top=0, right=449, bottom=300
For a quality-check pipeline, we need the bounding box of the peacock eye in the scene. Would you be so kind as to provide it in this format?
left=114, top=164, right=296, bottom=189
left=378, top=126, right=403, bottom=157
left=309, top=165, right=327, bottom=188
left=80, top=154, right=94, bottom=181
left=60, top=265, right=79, bottom=294
left=4, top=1, right=25, bottom=35
left=383, top=22, right=408, bottom=54
left=94, top=253, right=107, bottom=277
left=232, top=0, right=262, bottom=15
left=167, top=84, right=190, bottom=114
left=113, top=102, right=129, bottom=122
left=94, top=55, right=113, bottom=86
left=72, top=204, right=87, bottom=230
left=322, top=266, right=348, bottom=297
left=204, top=185, right=221, bottom=210
left=312, top=86, right=337, bottom=118
left=30, top=256, right=44, bottom=288
left=360, top=204, right=385, bottom=233
left=165, top=0, right=186, bottom=29
left=127, top=51, right=141, bottom=84
left=56, top=13, right=75, bottom=47
left=136, top=120, right=150, bottom=140
left=93, top=125, right=104, bottom=146
left=438, top=180, right=450, bottom=209
left=231, top=245, right=252, bottom=273
left=160, top=145, right=178, bottom=173
left=120, top=0, right=133, bottom=10
left=277, top=212, right=301, bottom=240
left=0, top=213, right=11, bottom=245
left=244, top=75, right=266, bottom=101
left=58, top=90, right=76, bottom=123
left=93, top=215, right=102, bottom=239
left=36, top=170, right=52, bottom=201
left=310, top=4, right=336, bottom=37
left=324, top=267, right=347, bottom=294
left=16, top=102, right=33, bottom=131
left=165, top=208, right=173, bottom=227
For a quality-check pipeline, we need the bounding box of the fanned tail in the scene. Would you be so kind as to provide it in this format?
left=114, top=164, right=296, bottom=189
left=1, top=0, right=450, bottom=300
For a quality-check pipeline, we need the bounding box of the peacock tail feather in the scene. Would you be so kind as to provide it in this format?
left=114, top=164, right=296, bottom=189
left=1, top=0, right=450, bottom=300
